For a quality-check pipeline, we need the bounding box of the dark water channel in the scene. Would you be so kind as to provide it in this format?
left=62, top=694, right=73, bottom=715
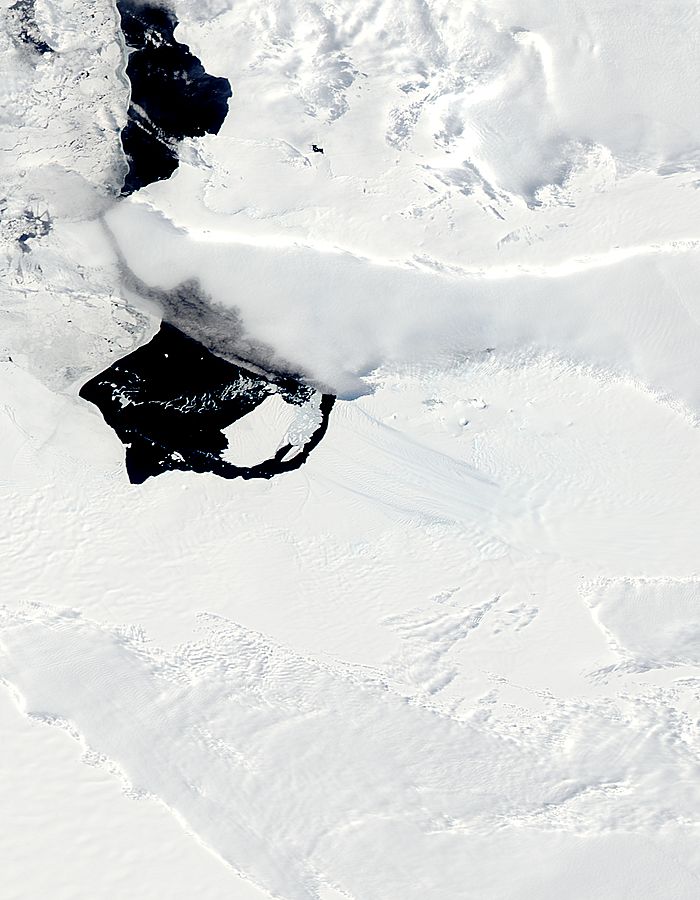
left=117, top=0, right=232, bottom=193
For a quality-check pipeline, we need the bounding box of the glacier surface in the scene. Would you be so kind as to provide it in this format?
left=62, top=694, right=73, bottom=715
left=1, top=1, right=700, bottom=898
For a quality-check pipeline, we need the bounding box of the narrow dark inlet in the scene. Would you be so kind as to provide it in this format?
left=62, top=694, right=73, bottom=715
left=80, top=323, right=335, bottom=484
left=117, top=0, right=232, bottom=194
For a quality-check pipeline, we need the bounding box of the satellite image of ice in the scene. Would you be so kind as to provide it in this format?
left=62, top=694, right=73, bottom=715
left=1, top=1, right=700, bottom=898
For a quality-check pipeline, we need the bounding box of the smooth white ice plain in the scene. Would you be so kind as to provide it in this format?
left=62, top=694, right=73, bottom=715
left=1, top=0, right=700, bottom=898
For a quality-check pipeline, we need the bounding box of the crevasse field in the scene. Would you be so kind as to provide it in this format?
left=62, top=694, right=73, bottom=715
left=2, top=1, right=700, bottom=897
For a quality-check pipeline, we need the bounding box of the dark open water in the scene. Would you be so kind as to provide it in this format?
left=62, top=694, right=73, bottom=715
left=117, top=0, right=232, bottom=194
left=80, top=4, right=335, bottom=482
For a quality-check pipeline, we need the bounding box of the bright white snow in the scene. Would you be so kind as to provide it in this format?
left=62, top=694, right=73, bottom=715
left=1, top=0, right=700, bottom=898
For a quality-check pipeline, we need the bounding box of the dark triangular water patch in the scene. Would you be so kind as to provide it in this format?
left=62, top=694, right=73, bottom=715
left=79, top=323, right=335, bottom=484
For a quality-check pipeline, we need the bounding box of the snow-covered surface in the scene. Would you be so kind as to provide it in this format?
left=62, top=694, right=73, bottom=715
left=2, top=0, right=700, bottom=897
left=222, top=390, right=324, bottom=466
